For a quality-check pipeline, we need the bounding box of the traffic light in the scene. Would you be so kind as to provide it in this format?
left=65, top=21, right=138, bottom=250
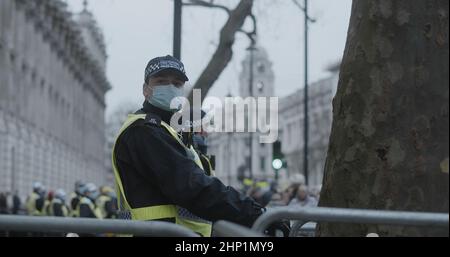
left=272, top=141, right=287, bottom=171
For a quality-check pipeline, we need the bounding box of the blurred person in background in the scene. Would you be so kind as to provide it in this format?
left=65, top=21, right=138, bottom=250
left=42, top=190, right=54, bottom=216
left=0, top=192, right=8, bottom=215
left=51, top=189, right=69, bottom=217
left=280, top=184, right=300, bottom=206
left=77, top=183, right=102, bottom=237
left=69, top=181, right=85, bottom=217
left=78, top=183, right=102, bottom=219
left=25, top=182, right=46, bottom=216
left=12, top=190, right=22, bottom=215
left=0, top=192, right=9, bottom=236
left=96, top=186, right=117, bottom=219
left=289, top=185, right=318, bottom=208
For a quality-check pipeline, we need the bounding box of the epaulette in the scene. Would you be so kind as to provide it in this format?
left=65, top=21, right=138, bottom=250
left=144, top=113, right=161, bottom=127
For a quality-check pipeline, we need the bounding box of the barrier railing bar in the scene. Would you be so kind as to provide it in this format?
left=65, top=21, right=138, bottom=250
left=252, top=207, right=449, bottom=233
left=214, top=220, right=264, bottom=237
left=0, top=215, right=200, bottom=237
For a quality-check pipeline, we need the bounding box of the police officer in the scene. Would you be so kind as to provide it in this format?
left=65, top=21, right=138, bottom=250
left=77, top=183, right=102, bottom=219
left=25, top=182, right=45, bottom=216
left=96, top=186, right=117, bottom=219
left=112, top=55, right=264, bottom=237
left=75, top=183, right=102, bottom=236
left=69, top=181, right=84, bottom=217
left=42, top=190, right=54, bottom=216
left=50, top=189, right=69, bottom=217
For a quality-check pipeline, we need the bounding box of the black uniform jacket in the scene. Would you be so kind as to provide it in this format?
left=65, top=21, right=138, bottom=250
left=113, top=101, right=263, bottom=227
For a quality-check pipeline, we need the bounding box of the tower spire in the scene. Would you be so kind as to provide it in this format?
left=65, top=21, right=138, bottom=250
left=83, top=0, right=88, bottom=11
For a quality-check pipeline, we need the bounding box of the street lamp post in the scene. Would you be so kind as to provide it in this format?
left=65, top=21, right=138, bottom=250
left=173, top=0, right=182, bottom=60
left=303, top=0, right=309, bottom=186
left=247, top=39, right=256, bottom=179
left=11, top=147, right=15, bottom=194
left=292, top=0, right=315, bottom=185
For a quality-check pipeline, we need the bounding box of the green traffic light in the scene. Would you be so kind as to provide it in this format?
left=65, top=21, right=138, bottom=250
left=272, top=159, right=283, bottom=170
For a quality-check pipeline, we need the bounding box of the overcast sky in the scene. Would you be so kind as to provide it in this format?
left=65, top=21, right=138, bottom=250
left=66, top=0, right=352, bottom=116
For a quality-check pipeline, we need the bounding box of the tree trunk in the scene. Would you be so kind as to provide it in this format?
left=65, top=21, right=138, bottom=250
left=317, top=0, right=449, bottom=236
left=187, top=0, right=254, bottom=103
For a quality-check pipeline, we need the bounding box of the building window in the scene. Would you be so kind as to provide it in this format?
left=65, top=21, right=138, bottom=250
left=260, top=157, right=265, bottom=171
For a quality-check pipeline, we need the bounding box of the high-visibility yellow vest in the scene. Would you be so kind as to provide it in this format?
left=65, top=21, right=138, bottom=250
left=76, top=196, right=103, bottom=219
left=256, top=181, right=269, bottom=189
left=112, top=114, right=212, bottom=237
left=42, top=199, right=51, bottom=216
left=96, top=195, right=112, bottom=219
left=71, top=202, right=80, bottom=218
left=48, top=198, right=69, bottom=217
left=243, top=178, right=254, bottom=187
left=69, top=193, right=81, bottom=217
left=25, top=192, right=42, bottom=216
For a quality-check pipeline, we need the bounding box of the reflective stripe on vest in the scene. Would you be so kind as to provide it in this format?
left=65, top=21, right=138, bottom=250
left=50, top=199, right=69, bottom=217
left=77, top=197, right=103, bottom=219
left=96, top=195, right=112, bottom=219
left=200, top=154, right=215, bottom=177
left=112, top=114, right=212, bottom=237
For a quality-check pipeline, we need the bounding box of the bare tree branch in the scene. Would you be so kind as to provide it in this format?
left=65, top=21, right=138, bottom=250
left=238, top=13, right=257, bottom=44
left=184, top=0, right=256, bottom=42
left=183, top=0, right=231, bottom=15
left=185, top=0, right=255, bottom=103
left=184, top=0, right=257, bottom=44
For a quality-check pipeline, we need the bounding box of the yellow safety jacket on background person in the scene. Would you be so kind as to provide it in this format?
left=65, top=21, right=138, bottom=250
left=42, top=199, right=51, bottom=216
left=112, top=114, right=212, bottom=237
left=48, top=198, right=69, bottom=217
left=96, top=195, right=112, bottom=219
left=69, top=193, right=81, bottom=217
left=243, top=178, right=254, bottom=187
left=25, top=192, right=42, bottom=216
left=76, top=196, right=103, bottom=219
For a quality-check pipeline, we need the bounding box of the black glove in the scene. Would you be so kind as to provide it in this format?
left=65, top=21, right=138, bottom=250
left=265, top=219, right=291, bottom=237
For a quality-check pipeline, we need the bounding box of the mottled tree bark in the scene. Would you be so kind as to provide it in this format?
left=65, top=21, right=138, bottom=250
left=317, top=0, right=449, bottom=236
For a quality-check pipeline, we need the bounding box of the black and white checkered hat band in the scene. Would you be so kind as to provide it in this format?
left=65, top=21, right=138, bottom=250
left=145, top=60, right=186, bottom=81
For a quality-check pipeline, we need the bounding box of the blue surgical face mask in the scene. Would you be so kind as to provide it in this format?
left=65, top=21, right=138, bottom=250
left=148, top=84, right=184, bottom=112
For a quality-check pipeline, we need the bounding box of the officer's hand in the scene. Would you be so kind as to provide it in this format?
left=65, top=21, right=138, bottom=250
left=264, top=219, right=291, bottom=237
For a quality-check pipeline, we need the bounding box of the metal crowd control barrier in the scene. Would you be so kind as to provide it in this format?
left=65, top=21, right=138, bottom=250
left=252, top=207, right=449, bottom=234
left=214, top=220, right=264, bottom=237
left=290, top=222, right=316, bottom=237
left=0, top=215, right=200, bottom=237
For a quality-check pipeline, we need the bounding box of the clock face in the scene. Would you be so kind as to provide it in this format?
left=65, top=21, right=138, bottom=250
left=257, top=81, right=264, bottom=93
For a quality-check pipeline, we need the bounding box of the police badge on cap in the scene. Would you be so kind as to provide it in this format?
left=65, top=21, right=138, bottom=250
left=144, top=55, right=189, bottom=83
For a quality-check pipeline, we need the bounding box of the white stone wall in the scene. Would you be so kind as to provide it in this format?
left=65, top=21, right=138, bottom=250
left=0, top=0, right=110, bottom=199
left=76, top=10, right=107, bottom=72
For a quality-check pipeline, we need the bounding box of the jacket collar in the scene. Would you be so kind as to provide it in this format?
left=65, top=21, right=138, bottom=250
left=139, top=101, right=174, bottom=124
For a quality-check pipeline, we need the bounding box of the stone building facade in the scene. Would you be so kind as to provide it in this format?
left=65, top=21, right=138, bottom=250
left=0, top=0, right=110, bottom=198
